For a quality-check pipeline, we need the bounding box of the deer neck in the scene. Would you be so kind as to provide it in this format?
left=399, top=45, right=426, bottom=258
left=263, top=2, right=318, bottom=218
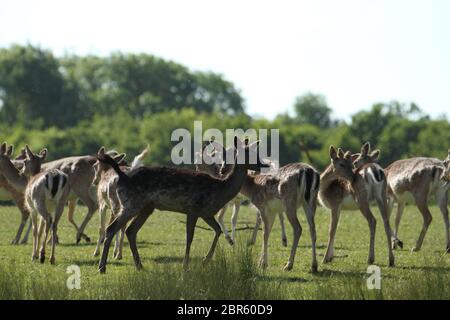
left=319, top=165, right=340, bottom=193
left=221, top=163, right=248, bottom=200
left=239, top=174, right=257, bottom=199
left=0, top=158, right=27, bottom=192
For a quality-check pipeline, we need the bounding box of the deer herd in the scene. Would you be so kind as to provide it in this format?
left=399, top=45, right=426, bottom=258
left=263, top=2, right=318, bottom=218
left=0, top=138, right=449, bottom=274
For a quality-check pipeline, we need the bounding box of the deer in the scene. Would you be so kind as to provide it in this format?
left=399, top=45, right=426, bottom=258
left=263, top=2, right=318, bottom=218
left=96, top=137, right=269, bottom=273
left=0, top=145, right=70, bottom=264
left=201, top=141, right=319, bottom=272
left=0, top=145, right=34, bottom=244
left=195, top=142, right=288, bottom=247
left=319, top=145, right=395, bottom=267
left=92, top=146, right=150, bottom=259
left=385, top=149, right=450, bottom=253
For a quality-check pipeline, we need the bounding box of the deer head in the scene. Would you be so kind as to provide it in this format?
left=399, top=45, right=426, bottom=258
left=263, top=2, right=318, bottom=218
left=441, top=148, right=450, bottom=181
left=351, top=142, right=380, bottom=168
left=21, top=145, right=47, bottom=177
left=93, top=147, right=127, bottom=185
left=329, top=145, right=355, bottom=181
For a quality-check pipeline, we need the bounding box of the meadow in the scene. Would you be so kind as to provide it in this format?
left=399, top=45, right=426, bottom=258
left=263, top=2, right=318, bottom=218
left=0, top=203, right=449, bottom=300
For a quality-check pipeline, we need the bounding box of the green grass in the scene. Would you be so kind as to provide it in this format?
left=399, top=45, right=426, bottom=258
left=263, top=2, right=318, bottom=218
left=0, top=203, right=449, bottom=300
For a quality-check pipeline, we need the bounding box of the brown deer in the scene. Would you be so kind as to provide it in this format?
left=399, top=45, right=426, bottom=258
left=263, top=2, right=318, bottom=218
left=0, top=145, right=70, bottom=263
left=0, top=145, right=33, bottom=244
left=319, top=146, right=395, bottom=267
left=92, top=146, right=149, bottom=259
left=195, top=143, right=288, bottom=247
left=96, top=137, right=269, bottom=273
left=385, top=149, right=450, bottom=252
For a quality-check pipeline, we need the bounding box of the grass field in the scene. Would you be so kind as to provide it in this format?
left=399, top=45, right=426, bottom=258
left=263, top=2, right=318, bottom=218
left=0, top=203, right=449, bottom=300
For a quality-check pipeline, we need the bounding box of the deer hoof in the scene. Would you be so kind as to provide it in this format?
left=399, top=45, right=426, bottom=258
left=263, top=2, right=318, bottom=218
left=283, top=263, right=293, bottom=271
left=322, top=256, right=333, bottom=264
left=282, top=238, right=287, bottom=247
left=99, top=265, right=106, bottom=274
left=311, top=264, right=318, bottom=274
left=446, top=245, right=450, bottom=253
left=411, top=247, right=420, bottom=252
left=39, top=254, right=45, bottom=264
left=50, top=257, right=56, bottom=265
left=84, top=236, right=91, bottom=243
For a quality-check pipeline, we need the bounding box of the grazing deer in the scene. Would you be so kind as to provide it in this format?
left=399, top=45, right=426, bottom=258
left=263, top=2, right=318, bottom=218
left=385, top=149, right=450, bottom=252
left=319, top=146, right=395, bottom=267
left=96, top=137, right=268, bottom=273
left=92, top=146, right=149, bottom=259
left=0, top=145, right=70, bottom=264
left=0, top=145, right=33, bottom=244
left=195, top=143, right=288, bottom=247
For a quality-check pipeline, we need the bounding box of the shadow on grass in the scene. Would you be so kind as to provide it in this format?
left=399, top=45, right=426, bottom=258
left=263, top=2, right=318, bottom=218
left=70, top=259, right=126, bottom=266
left=151, top=256, right=202, bottom=264
left=257, top=274, right=309, bottom=283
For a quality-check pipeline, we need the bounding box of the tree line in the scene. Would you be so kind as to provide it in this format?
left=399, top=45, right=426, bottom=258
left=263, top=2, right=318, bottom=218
left=1, top=44, right=449, bottom=170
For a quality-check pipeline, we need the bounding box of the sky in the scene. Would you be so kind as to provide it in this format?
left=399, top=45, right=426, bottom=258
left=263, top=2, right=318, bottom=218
left=1, top=0, right=449, bottom=120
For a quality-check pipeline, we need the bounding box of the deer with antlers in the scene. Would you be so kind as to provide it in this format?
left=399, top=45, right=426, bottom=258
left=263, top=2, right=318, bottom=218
left=96, top=137, right=268, bottom=273
left=0, top=145, right=70, bottom=263
left=195, top=142, right=288, bottom=247
left=385, top=149, right=450, bottom=252
left=319, top=145, right=395, bottom=267
left=92, top=146, right=150, bottom=259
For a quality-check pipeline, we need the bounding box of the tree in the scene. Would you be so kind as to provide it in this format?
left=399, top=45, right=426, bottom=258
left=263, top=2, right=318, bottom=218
left=294, top=92, right=332, bottom=128
left=0, top=45, right=85, bottom=128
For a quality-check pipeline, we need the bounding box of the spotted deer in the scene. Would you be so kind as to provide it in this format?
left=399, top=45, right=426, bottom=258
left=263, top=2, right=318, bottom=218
left=195, top=143, right=288, bottom=247
left=92, top=146, right=150, bottom=259
left=96, top=137, right=269, bottom=273
left=0, top=145, right=70, bottom=264
left=319, top=146, right=395, bottom=267
left=385, top=149, right=450, bottom=253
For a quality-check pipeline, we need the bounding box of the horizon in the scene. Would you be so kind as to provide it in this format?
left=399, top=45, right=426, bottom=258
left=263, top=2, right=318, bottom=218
left=1, top=0, right=449, bottom=120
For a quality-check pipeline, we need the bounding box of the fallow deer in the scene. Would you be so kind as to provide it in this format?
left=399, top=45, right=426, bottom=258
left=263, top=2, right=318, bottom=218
left=319, top=146, right=395, bottom=267
left=195, top=143, right=288, bottom=247
left=92, top=146, right=149, bottom=259
left=385, top=149, right=450, bottom=252
left=0, top=145, right=33, bottom=244
left=96, top=137, right=269, bottom=273
left=0, top=145, right=70, bottom=264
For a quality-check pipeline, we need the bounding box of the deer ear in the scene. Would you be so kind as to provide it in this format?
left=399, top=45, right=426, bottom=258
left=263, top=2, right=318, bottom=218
left=351, top=153, right=360, bottom=163
left=113, top=153, right=126, bottom=164
left=6, top=145, right=13, bottom=157
left=329, top=146, right=337, bottom=160
left=361, top=142, right=370, bottom=155
left=370, top=149, right=380, bottom=161
left=337, top=148, right=345, bottom=159
left=25, top=145, right=33, bottom=159
left=39, top=148, right=48, bottom=160
left=0, top=142, right=6, bottom=155
left=97, top=146, right=106, bottom=157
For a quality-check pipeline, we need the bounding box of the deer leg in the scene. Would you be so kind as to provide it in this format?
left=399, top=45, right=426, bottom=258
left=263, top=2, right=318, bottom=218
left=230, top=202, right=241, bottom=244
left=392, top=201, right=405, bottom=250
left=278, top=212, right=288, bottom=247
left=248, top=212, right=262, bottom=246
left=358, top=203, right=377, bottom=265
left=125, top=209, right=153, bottom=270
left=99, top=211, right=135, bottom=274
left=376, top=196, right=395, bottom=267
left=75, top=192, right=97, bottom=244
left=184, top=214, right=199, bottom=271
left=93, top=203, right=107, bottom=257
left=323, top=207, right=341, bottom=263
left=216, top=205, right=233, bottom=246
left=11, top=197, right=29, bottom=245
left=68, top=199, right=90, bottom=242
left=304, top=201, right=318, bottom=273
left=36, top=205, right=52, bottom=264
left=29, top=208, right=39, bottom=261
left=412, top=195, right=432, bottom=252
left=114, top=227, right=126, bottom=260
left=436, top=191, right=449, bottom=252
left=20, top=219, right=32, bottom=245
left=50, top=198, right=66, bottom=265
left=202, top=216, right=222, bottom=262
left=283, top=202, right=302, bottom=272
left=259, top=208, right=275, bottom=269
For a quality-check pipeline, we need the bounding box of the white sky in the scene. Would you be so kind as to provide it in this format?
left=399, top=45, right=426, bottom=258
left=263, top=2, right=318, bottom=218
left=1, top=0, right=449, bottom=120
